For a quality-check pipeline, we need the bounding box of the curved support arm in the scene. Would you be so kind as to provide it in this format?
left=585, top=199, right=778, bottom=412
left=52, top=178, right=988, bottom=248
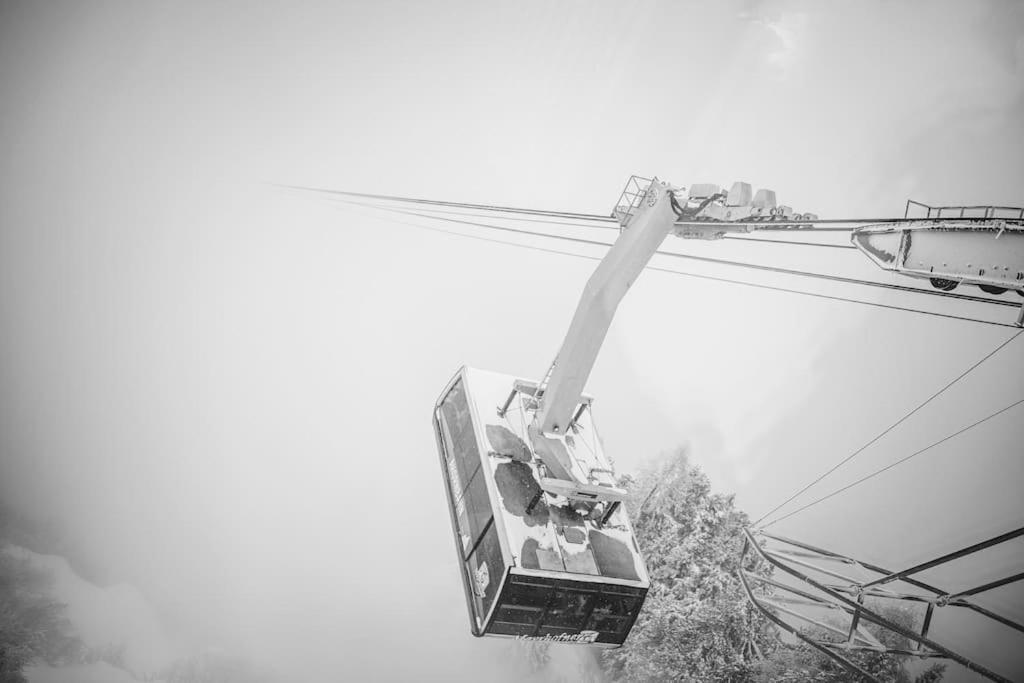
left=534, top=180, right=677, bottom=436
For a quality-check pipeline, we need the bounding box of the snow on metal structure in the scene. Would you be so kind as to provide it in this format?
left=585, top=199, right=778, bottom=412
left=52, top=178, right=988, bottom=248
left=739, top=527, right=1024, bottom=683
left=612, top=176, right=818, bottom=242
left=851, top=200, right=1024, bottom=325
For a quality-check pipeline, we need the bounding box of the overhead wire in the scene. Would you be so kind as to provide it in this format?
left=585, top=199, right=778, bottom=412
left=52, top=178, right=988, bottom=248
left=324, top=196, right=858, bottom=248
left=301, top=186, right=1024, bottom=630
left=282, top=183, right=1018, bottom=228
left=347, top=202, right=620, bottom=229
left=328, top=201, right=608, bottom=263
left=324, top=199, right=1021, bottom=329
left=753, top=328, right=1024, bottom=528
left=333, top=196, right=1019, bottom=311
left=760, top=396, right=1024, bottom=529
left=324, top=196, right=1024, bottom=534
left=277, top=184, right=613, bottom=222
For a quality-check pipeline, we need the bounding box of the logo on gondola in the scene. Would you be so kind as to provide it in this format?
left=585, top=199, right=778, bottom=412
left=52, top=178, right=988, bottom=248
left=516, top=630, right=599, bottom=644
left=473, top=563, right=490, bottom=597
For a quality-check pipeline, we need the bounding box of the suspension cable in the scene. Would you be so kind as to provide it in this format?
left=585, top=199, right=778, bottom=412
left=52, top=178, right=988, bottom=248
left=338, top=198, right=1018, bottom=310
left=277, top=184, right=613, bottom=222
left=334, top=201, right=620, bottom=229
left=334, top=199, right=857, bottom=248
left=761, top=397, right=1024, bottom=529
left=281, top=184, right=1018, bottom=228
left=754, top=329, right=1023, bottom=527
left=326, top=201, right=1020, bottom=329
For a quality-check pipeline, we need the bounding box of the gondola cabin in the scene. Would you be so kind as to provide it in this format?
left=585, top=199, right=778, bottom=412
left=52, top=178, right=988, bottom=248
left=433, top=366, right=649, bottom=646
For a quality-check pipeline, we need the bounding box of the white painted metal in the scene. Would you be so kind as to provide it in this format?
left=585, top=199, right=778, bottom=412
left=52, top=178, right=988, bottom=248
left=536, top=180, right=679, bottom=438
left=690, top=182, right=795, bottom=223
left=851, top=221, right=1024, bottom=291
left=527, top=177, right=805, bottom=500
left=534, top=179, right=677, bottom=438
left=527, top=179, right=677, bottom=502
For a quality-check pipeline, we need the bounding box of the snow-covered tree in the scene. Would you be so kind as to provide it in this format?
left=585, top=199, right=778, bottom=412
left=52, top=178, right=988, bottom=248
left=601, top=448, right=775, bottom=682
left=0, top=548, right=80, bottom=682
left=601, top=449, right=946, bottom=683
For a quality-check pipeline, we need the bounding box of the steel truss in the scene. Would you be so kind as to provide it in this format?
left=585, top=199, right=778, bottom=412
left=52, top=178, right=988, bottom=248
left=739, top=526, right=1024, bottom=683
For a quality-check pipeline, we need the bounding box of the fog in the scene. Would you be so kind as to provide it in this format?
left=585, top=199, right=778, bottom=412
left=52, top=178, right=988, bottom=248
left=2, top=1, right=1023, bottom=681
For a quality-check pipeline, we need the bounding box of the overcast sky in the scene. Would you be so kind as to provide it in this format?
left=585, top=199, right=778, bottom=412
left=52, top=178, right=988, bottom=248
left=2, top=1, right=1023, bottom=681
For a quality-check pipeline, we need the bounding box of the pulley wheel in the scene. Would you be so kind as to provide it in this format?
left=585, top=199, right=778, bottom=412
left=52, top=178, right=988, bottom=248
left=930, top=278, right=959, bottom=291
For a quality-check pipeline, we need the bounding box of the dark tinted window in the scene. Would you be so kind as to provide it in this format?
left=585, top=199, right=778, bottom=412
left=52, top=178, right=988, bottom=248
left=543, top=590, right=594, bottom=630
left=438, top=380, right=482, bottom=497
left=586, top=591, right=640, bottom=634
left=502, top=581, right=550, bottom=609
left=489, top=578, right=646, bottom=644
left=438, top=379, right=493, bottom=556
left=462, top=470, right=492, bottom=552
left=493, top=580, right=548, bottom=628
left=488, top=621, right=538, bottom=637
left=588, top=612, right=628, bottom=634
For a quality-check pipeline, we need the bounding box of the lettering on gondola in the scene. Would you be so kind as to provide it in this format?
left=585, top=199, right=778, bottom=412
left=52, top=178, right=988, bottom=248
left=516, top=631, right=600, bottom=644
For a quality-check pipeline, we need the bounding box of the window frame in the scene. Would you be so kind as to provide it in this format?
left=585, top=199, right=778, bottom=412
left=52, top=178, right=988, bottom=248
left=437, top=378, right=493, bottom=558
left=486, top=573, right=648, bottom=645
left=434, top=369, right=515, bottom=635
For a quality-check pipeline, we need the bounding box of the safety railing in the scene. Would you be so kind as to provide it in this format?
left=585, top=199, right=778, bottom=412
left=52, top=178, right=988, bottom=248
left=739, top=526, right=1024, bottom=683
left=905, top=199, right=1024, bottom=221
left=611, top=175, right=656, bottom=227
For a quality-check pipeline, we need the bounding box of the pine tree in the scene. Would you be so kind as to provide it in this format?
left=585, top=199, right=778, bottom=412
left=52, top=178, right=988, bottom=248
left=601, top=449, right=946, bottom=683
left=601, top=449, right=776, bottom=682
left=0, top=548, right=80, bottom=683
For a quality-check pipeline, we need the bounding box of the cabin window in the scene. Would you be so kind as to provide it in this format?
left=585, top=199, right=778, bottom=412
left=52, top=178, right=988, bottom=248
left=466, top=519, right=503, bottom=623
left=438, top=380, right=482, bottom=498
left=462, top=470, right=492, bottom=555
left=493, top=580, right=548, bottom=628
left=586, top=591, right=640, bottom=634
left=541, top=589, right=594, bottom=631
left=488, top=577, right=645, bottom=642
left=438, top=378, right=494, bottom=556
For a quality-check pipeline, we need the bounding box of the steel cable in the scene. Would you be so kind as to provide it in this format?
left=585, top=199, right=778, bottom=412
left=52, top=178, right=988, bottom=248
left=281, top=184, right=1018, bottom=228
left=760, top=396, right=1024, bottom=529
left=754, top=329, right=1023, bottom=528
left=324, top=200, right=1020, bottom=329
left=334, top=197, right=1019, bottom=310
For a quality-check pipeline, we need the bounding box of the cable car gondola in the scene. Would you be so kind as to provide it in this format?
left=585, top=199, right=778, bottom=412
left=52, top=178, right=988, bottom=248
left=433, top=367, right=649, bottom=645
